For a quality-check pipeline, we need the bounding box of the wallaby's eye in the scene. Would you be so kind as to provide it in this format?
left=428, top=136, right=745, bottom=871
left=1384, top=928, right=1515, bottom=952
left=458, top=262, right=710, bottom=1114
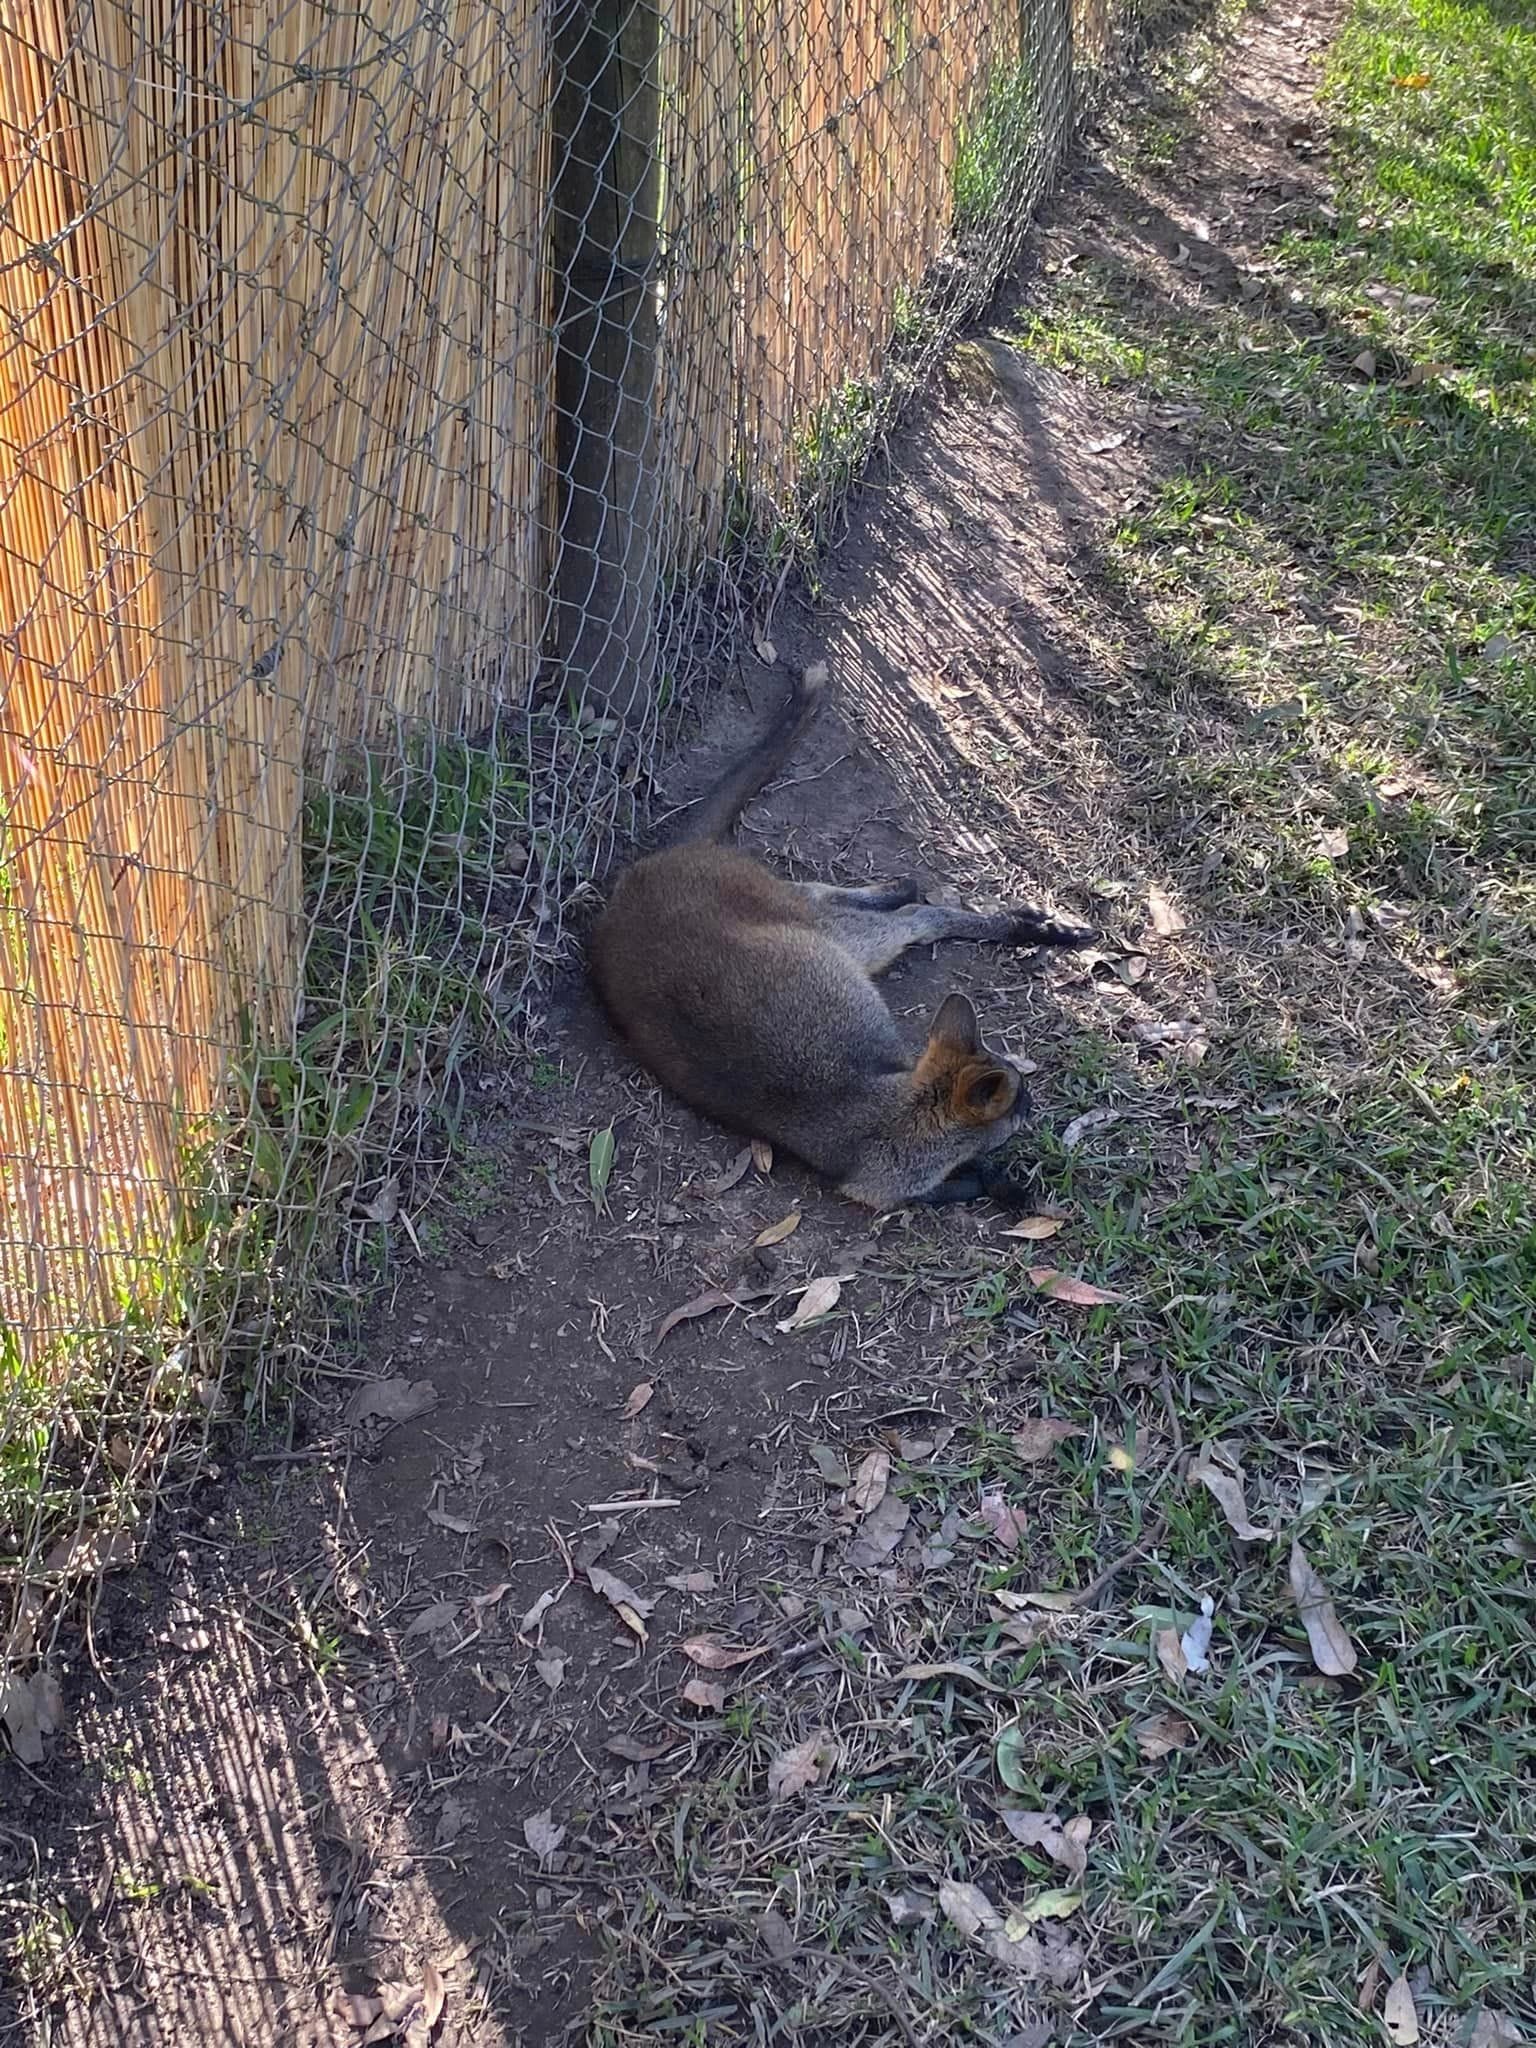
left=955, top=1062, right=1018, bottom=1124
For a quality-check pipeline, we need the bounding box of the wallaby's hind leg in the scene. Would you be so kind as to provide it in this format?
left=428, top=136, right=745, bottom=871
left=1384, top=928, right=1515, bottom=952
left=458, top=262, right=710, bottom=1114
left=799, top=877, right=924, bottom=912
left=818, top=900, right=1096, bottom=977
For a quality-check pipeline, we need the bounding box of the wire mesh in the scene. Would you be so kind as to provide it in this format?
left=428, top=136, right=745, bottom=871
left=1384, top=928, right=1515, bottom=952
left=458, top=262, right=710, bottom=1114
left=0, top=0, right=1150, bottom=1680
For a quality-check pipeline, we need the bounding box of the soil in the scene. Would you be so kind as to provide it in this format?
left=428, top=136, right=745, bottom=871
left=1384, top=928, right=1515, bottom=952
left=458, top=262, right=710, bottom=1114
left=0, top=3, right=1344, bottom=2041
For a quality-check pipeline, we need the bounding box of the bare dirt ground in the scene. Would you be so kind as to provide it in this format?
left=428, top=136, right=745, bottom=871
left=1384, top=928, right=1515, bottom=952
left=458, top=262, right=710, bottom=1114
left=2, top=3, right=1365, bottom=2042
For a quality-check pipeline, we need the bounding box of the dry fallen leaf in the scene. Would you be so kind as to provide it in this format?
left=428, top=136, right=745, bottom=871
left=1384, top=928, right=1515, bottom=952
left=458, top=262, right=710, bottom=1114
left=1315, top=824, right=1351, bottom=860
left=758, top=1906, right=795, bottom=1961
left=622, top=1381, right=654, bottom=1420
left=1059, top=1106, right=1122, bottom=1151
left=885, top=1889, right=935, bottom=1927
left=767, top=1730, right=836, bottom=1801
left=1107, top=1444, right=1135, bottom=1473
left=1147, top=884, right=1187, bottom=936
left=606, top=1732, right=676, bottom=1762
left=587, top=1566, right=655, bottom=1643
left=1086, top=430, right=1127, bottom=454
left=1012, top=1417, right=1086, bottom=1462
left=0, top=1670, right=64, bottom=1765
left=425, top=1508, right=475, bottom=1535
left=1289, top=1541, right=1358, bottom=1676
left=420, top=1962, right=446, bottom=2033
left=523, top=1810, right=565, bottom=1860
left=653, top=1286, right=759, bottom=1349
left=42, top=1526, right=136, bottom=1577
left=402, top=1599, right=460, bottom=1642
left=519, top=1586, right=561, bottom=1635
left=776, top=1275, right=842, bottom=1332
left=1000, top=1810, right=1092, bottom=1881
left=358, top=1176, right=400, bottom=1223
left=752, top=625, right=777, bottom=665
left=1000, top=1215, right=1065, bottom=1240
left=1190, top=1445, right=1275, bottom=1542
left=809, top=1443, right=852, bottom=1487
left=345, top=1376, right=438, bottom=1428
left=1155, top=1627, right=1189, bottom=1688
left=1383, top=1974, right=1420, bottom=2044
left=705, top=1147, right=753, bottom=1197
left=753, top=1209, right=802, bottom=1248
left=681, top=1635, right=770, bottom=1671
left=987, top=1925, right=1047, bottom=1976
left=846, top=1449, right=891, bottom=1516
left=1135, top=1710, right=1195, bottom=1760
left=1466, top=2011, right=1522, bottom=2047
left=1391, top=69, right=1431, bottom=87
left=895, top=1660, right=1005, bottom=1691
left=1027, top=1268, right=1126, bottom=1307
left=752, top=1139, right=774, bottom=1172
left=846, top=1491, right=910, bottom=1568
left=680, top=1676, right=727, bottom=1711
left=942, top=1877, right=1062, bottom=1976
left=535, top=1655, right=566, bottom=1692
left=994, top=1586, right=1078, bottom=1613
left=978, top=1489, right=1029, bottom=1554
left=938, top=1878, right=1001, bottom=1940
left=664, top=1569, right=717, bottom=1595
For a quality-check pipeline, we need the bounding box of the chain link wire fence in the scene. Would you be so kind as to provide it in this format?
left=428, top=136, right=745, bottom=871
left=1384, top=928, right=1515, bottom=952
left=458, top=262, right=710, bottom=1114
left=0, top=0, right=1152, bottom=1698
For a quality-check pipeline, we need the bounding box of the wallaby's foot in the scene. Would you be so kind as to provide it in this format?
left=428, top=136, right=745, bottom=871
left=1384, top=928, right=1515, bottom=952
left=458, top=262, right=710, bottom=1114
left=822, top=897, right=1095, bottom=976
left=1005, top=906, right=1099, bottom=950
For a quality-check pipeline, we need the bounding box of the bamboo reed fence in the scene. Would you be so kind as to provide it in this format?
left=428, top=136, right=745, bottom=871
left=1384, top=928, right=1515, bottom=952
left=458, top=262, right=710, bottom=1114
left=1, top=0, right=1146, bottom=1672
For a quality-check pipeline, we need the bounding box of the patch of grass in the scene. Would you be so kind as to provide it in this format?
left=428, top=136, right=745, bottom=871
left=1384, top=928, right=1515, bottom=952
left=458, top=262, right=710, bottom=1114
left=954, top=58, right=1041, bottom=228
left=2, top=724, right=538, bottom=1598
left=588, top=2, right=1535, bottom=2043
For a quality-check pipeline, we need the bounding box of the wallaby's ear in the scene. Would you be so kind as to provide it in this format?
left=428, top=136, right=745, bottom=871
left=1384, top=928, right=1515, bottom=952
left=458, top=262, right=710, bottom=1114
left=951, top=1059, right=1020, bottom=1127
left=928, top=992, right=981, bottom=1057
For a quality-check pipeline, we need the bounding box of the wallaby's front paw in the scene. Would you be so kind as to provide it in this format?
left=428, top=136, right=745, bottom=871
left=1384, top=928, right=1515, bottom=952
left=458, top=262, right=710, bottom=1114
left=973, top=1147, right=1041, bottom=1207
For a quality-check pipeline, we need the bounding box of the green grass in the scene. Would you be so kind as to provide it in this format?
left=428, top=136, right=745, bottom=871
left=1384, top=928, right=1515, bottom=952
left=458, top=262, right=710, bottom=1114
left=996, top=2, right=1536, bottom=2028
left=207, top=728, right=536, bottom=1370
left=953, top=57, right=1042, bottom=228
left=590, top=3, right=1536, bottom=2042
left=1, top=725, right=537, bottom=1579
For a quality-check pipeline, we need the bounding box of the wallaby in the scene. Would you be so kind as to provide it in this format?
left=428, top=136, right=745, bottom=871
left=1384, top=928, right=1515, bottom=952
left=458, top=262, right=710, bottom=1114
left=588, top=662, right=1095, bottom=1209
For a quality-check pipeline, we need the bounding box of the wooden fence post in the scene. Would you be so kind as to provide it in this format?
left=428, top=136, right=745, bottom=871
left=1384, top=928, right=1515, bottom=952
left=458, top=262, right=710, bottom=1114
left=549, top=0, right=664, bottom=725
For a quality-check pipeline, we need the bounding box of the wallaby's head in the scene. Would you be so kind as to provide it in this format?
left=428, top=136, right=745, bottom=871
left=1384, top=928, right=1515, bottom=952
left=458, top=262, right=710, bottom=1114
left=897, top=991, right=1032, bottom=1183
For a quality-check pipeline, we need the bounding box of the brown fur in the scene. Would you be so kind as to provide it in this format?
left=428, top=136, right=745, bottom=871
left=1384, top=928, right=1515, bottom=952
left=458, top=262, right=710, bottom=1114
left=588, top=666, right=1094, bottom=1209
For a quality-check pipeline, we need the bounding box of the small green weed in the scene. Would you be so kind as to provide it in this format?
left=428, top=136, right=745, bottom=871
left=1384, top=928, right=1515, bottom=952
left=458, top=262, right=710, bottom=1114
left=953, top=59, right=1039, bottom=228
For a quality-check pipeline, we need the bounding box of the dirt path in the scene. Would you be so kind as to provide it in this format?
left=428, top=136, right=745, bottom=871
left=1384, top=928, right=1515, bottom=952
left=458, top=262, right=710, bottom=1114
left=4, top=4, right=1355, bottom=2041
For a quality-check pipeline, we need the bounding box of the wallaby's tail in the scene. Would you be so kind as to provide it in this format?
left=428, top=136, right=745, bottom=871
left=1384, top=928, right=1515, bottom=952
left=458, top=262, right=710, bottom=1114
left=681, top=661, right=829, bottom=844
